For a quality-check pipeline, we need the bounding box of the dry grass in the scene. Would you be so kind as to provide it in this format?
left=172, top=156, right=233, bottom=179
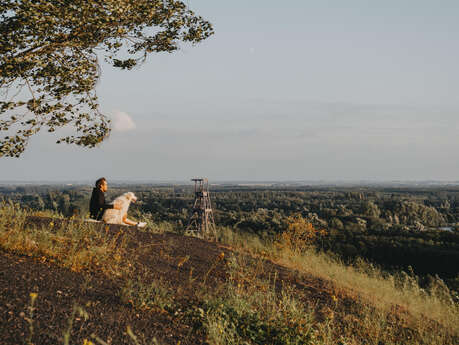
left=0, top=202, right=132, bottom=277
left=202, top=253, right=317, bottom=345
left=278, top=248, right=457, bottom=329
left=217, top=226, right=459, bottom=344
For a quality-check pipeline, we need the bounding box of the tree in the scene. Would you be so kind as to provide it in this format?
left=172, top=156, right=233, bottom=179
left=276, top=214, right=325, bottom=254
left=0, top=0, right=213, bottom=157
left=57, top=193, right=70, bottom=216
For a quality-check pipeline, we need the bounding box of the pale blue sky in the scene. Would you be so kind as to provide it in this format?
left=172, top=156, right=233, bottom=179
left=1, top=0, right=458, bottom=181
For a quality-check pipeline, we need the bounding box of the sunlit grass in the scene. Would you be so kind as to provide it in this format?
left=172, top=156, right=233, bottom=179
left=0, top=202, right=131, bottom=277
left=216, top=226, right=459, bottom=341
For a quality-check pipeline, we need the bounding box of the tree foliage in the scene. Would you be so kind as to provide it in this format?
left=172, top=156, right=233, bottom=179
left=0, top=0, right=213, bottom=157
left=276, top=214, right=326, bottom=254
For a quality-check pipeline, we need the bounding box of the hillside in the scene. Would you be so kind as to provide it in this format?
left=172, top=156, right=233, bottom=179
left=0, top=209, right=457, bottom=344
left=3, top=183, right=458, bottom=293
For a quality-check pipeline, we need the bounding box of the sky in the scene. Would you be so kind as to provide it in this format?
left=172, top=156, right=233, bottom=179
left=1, top=0, right=458, bottom=182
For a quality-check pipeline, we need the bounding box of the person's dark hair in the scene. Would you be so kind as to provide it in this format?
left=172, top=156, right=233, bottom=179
left=95, top=177, right=106, bottom=188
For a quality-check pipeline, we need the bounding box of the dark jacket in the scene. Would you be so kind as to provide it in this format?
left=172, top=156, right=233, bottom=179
left=89, top=188, right=113, bottom=220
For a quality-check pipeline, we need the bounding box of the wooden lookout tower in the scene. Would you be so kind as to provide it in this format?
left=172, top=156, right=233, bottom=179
left=185, top=178, right=216, bottom=239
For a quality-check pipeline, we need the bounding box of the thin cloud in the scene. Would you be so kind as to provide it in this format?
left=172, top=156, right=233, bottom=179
left=111, top=110, right=136, bottom=132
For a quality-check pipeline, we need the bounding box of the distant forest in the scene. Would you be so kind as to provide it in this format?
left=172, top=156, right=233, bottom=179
left=1, top=184, right=458, bottom=291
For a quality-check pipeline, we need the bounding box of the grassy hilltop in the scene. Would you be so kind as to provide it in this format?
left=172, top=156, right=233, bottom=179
left=0, top=202, right=458, bottom=345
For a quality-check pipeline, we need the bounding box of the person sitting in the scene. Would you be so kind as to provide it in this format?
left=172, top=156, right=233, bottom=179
left=89, top=177, right=121, bottom=220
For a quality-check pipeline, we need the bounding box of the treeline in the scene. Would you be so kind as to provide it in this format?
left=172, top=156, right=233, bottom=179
left=321, top=227, right=459, bottom=280
left=0, top=185, right=89, bottom=217
left=133, top=187, right=458, bottom=234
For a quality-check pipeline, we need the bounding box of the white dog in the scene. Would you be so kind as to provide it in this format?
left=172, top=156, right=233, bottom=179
left=102, top=192, right=146, bottom=227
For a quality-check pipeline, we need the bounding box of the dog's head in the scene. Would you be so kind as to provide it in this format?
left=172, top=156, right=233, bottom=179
left=124, top=192, right=137, bottom=203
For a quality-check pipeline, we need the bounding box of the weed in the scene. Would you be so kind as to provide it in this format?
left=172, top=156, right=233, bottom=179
left=24, top=292, right=38, bottom=345
left=119, top=277, right=174, bottom=312
left=63, top=304, right=89, bottom=345
left=202, top=252, right=225, bottom=285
